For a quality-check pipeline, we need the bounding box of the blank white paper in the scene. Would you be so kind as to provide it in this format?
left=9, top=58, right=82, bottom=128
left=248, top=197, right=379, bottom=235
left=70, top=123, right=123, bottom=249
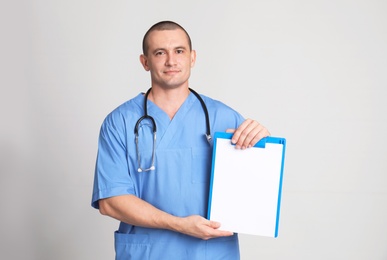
left=208, top=138, right=284, bottom=237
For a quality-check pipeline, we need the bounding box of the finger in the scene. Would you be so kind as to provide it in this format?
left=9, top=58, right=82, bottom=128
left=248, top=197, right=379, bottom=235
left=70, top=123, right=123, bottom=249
left=212, top=229, right=234, bottom=237
left=207, top=220, right=221, bottom=229
left=242, top=123, right=268, bottom=148
left=249, top=128, right=271, bottom=147
left=232, top=119, right=258, bottom=148
left=235, top=120, right=270, bottom=149
left=230, top=119, right=253, bottom=145
left=240, top=121, right=262, bottom=148
left=203, top=221, right=233, bottom=240
left=225, top=128, right=235, bottom=133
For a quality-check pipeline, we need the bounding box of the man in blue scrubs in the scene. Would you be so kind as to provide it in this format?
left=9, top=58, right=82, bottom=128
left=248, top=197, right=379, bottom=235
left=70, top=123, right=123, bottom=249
left=92, top=21, right=270, bottom=259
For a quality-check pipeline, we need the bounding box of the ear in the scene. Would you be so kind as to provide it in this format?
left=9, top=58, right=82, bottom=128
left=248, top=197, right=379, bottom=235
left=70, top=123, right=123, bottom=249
left=190, top=50, right=196, bottom=68
left=139, top=54, right=150, bottom=71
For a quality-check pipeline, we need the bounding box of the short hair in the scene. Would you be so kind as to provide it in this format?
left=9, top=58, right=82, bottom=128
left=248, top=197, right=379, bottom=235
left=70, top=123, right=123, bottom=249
left=142, top=21, right=192, bottom=55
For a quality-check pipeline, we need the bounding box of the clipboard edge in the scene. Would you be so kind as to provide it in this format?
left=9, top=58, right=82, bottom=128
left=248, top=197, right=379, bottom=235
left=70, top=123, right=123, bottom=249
left=207, top=131, right=287, bottom=238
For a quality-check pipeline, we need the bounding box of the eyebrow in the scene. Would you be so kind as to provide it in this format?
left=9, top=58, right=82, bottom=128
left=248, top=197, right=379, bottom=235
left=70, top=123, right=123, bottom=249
left=174, top=46, right=188, bottom=50
left=152, top=46, right=188, bottom=54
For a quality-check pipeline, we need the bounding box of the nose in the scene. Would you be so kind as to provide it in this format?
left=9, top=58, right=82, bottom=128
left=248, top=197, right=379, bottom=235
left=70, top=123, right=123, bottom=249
left=165, top=52, right=177, bottom=66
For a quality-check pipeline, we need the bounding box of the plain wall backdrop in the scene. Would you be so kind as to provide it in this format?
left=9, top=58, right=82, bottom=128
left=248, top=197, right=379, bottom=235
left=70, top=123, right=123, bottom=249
left=1, top=0, right=386, bottom=259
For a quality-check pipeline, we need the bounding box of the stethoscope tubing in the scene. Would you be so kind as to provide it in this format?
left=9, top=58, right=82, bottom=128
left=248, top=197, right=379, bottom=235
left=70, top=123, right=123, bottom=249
left=134, top=88, right=211, bottom=172
left=135, top=88, right=211, bottom=141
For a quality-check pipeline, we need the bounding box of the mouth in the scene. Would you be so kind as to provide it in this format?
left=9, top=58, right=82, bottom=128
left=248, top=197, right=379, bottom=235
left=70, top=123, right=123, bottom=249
left=164, top=70, right=180, bottom=75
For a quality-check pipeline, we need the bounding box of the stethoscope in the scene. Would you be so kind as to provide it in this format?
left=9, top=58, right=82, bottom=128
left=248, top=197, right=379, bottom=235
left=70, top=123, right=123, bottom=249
left=134, top=88, right=212, bottom=172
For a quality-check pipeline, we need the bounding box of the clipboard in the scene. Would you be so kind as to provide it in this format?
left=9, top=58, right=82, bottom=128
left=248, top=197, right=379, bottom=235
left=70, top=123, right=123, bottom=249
left=207, top=132, right=286, bottom=238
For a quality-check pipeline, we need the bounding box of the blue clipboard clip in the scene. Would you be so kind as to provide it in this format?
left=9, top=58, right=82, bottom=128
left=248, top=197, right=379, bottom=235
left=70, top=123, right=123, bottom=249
left=217, top=132, right=286, bottom=149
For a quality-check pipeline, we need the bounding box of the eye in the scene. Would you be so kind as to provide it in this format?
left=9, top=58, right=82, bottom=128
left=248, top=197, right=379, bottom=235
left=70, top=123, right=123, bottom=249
left=155, top=51, right=165, bottom=56
left=176, top=49, right=184, bottom=54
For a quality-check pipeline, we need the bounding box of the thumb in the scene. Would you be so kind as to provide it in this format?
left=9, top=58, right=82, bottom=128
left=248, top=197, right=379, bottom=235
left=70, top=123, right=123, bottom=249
left=225, top=129, right=235, bottom=133
left=207, top=220, right=221, bottom=229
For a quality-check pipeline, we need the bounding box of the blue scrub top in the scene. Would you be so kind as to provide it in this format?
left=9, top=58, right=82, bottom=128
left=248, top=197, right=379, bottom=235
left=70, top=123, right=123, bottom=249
left=92, top=92, right=245, bottom=259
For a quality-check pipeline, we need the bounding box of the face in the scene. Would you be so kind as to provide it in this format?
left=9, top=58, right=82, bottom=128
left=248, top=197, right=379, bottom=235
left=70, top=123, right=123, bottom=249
left=140, top=29, right=196, bottom=90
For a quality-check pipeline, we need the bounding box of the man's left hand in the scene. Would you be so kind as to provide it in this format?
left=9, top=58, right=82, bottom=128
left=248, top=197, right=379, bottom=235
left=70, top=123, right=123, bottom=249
left=226, top=119, right=270, bottom=149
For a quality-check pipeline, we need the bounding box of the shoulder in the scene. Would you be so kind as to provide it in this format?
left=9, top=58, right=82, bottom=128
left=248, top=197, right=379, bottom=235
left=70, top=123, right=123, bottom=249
left=199, top=94, right=241, bottom=115
left=198, top=93, right=245, bottom=127
left=101, top=93, right=143, bottom=129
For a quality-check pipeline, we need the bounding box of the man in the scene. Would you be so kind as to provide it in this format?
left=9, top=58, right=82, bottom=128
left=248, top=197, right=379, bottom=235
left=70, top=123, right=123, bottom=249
left=92, top=21, right=270, bottom=259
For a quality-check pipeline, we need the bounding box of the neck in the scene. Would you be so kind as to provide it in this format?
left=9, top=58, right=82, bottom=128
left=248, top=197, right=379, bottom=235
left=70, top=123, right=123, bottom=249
left=148, top=87, right=190, bottom=119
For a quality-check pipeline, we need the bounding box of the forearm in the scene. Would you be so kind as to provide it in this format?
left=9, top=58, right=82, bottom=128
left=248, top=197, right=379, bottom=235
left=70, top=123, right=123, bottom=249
left=99, top=194, right=181, bottom=231
left=99, top=194, right=233, bottom=239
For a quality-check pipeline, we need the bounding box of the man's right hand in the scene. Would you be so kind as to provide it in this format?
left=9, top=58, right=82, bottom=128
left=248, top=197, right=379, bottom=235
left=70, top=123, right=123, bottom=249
left=175, top=215, right=233, bottom=240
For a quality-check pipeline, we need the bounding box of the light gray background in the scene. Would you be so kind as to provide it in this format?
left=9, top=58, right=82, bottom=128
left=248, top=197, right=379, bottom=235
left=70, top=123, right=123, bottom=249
left=1, top=0, right=386, bottom=259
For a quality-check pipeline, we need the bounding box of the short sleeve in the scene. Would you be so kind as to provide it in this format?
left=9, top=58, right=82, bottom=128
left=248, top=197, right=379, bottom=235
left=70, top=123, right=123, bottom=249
left=91, top=114, right=136, bottom=209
